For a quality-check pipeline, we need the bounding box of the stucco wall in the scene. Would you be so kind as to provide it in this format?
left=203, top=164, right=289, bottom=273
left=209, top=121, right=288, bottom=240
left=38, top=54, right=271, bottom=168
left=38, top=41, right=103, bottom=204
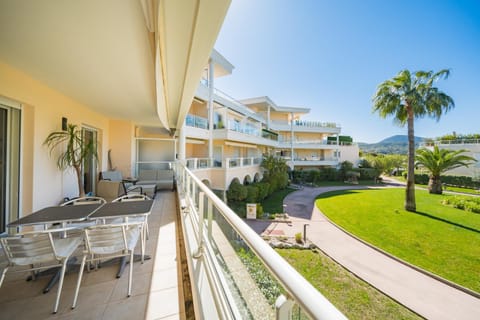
left=0, top=61, right=110, bottom=212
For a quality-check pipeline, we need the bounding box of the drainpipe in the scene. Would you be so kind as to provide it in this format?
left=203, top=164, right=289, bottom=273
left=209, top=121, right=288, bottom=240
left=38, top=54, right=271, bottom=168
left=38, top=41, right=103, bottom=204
left=208, top=59, right=214, bottom=161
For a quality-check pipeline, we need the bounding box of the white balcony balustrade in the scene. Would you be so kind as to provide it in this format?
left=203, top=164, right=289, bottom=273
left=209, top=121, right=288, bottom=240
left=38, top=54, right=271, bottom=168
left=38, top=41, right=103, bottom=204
left=176, top=162, right=347, bottom=319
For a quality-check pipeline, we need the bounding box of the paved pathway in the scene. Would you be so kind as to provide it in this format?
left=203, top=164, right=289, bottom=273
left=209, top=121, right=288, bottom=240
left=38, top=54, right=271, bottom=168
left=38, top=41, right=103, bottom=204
left=264, top=185, right=480, bottom=320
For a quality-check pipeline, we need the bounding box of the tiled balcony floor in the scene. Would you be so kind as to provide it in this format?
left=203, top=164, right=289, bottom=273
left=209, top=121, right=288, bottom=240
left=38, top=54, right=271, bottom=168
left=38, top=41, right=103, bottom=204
left=0, top=191, right=182, bottom=320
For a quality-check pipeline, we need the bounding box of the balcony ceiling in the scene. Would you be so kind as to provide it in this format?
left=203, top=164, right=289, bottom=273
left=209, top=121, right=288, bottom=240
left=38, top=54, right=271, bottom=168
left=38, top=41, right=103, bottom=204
left=0, top=0, right=230, bottom=131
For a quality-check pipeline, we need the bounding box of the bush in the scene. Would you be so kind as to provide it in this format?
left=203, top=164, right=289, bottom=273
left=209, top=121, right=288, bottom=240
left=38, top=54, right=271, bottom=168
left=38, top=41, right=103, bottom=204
left=256, top=182, right=270, bottom=200
left=295, top=232, right=303, bottom=244
left=227, top=180, right=247, bottom=202
left=246, top=185, right=259, bottom=203
left=357, top=168, right=379, bottom=180
left=256, top=203, right=264, bottom=218
left=441, top=196, right=480, bottom=213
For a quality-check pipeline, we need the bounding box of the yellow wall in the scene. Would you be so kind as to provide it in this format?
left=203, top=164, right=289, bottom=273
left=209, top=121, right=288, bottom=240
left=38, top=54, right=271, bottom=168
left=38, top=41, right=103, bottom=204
left=0, top=61, right=111, bottom=212
left=109, top=120, right=135, bottom=177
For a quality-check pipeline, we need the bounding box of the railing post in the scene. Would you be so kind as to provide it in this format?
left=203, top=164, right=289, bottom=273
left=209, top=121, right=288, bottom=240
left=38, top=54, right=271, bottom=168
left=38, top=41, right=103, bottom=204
left=193, top=191, right=205, bottom=258
left=193, top=158, right=198, bottom=170
left=226, top=157, right=230, bottom=168
left=207, top=199, right=213, bottom=240
left=276, top=295, right=294, bottom=320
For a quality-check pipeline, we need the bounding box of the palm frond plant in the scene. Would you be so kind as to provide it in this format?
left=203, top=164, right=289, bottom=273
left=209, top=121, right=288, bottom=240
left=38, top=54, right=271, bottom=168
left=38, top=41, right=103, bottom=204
left=44, top=124, right=97, bottom=197
left=372, top=69, right=454, bottom=211
left=416, top=146, right=476, bottom=194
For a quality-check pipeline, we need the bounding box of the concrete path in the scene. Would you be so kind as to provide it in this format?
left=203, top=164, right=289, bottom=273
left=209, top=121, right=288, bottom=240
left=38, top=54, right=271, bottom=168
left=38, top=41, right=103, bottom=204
left=268, top=185, right=480, bottom=320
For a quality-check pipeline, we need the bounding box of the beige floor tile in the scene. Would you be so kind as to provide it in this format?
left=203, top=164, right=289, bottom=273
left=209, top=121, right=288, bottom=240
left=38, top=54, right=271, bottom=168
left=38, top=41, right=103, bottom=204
left=102, top=294, right=148, bottom=320
left=150, top=267, right=177, bottom=292
left=110, top=272, right=152, bottom=302
left=146, top=287, right=179, bottom=320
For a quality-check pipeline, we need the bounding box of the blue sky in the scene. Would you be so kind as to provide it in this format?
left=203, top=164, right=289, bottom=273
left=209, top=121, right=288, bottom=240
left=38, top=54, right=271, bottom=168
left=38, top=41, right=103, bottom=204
left=214, top=0, right=480, bottom=143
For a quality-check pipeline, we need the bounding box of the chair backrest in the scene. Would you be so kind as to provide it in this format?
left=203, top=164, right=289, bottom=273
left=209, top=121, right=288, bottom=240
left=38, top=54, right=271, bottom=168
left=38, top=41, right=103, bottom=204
left=101, top=170, right=123, bottom=182
left=0, top=233, right=56, bottom=266
left=84, top=224, right=141, bottom=255
left=62, top=196, right=106, bottom=206
left=96, top=180, right=124, bottom=202
left=112, top=194, right=151, bottom=202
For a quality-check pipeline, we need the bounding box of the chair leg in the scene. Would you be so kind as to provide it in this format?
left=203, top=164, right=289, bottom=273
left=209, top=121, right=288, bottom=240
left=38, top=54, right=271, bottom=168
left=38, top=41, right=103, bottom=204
left=128, top=251, right=133, bottom=297
left=0, top=267, right=8, bottom=287
left=53, top=260, right=68, bottom=314
left=72, top=255, right=87, bottom=309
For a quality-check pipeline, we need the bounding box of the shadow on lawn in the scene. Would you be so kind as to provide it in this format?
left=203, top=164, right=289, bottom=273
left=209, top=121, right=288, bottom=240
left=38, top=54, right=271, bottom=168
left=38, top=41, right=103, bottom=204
left=413, top=211, right=480, bottom=234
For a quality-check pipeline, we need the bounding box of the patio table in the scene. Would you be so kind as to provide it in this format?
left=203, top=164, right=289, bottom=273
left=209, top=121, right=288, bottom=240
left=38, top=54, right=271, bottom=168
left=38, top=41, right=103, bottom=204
left=6, top=203, right=103, bottom=293
left=8, top=203, right=103, bottom=228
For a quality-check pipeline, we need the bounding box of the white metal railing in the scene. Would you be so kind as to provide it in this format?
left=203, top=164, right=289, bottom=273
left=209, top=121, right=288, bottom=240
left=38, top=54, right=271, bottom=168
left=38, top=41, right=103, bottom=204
left=425, top=139, right=480, bottom=146
left=185, top=157, right=262, bottom=170
left=177, top=162, right=346, bottom=319
left=271, top=120, right=340, bottom=129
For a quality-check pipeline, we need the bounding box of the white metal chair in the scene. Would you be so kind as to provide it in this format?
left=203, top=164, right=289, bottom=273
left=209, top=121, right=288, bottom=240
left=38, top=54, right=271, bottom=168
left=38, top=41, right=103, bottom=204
left=111, top=194, right=152, bottom=263
left=0, top=228, right=83, bottom=313
left=61, top=196, right=106, bottom=206
left=71, top=222, right=142, bottom=309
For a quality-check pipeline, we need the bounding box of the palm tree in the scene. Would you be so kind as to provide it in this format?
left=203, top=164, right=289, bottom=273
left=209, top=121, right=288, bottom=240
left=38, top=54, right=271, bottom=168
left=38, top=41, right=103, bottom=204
left=44, top=124, right=97, bottom=197
left=416, top=146, right=476, bottom=194
left=372, top=69, right=454, bottom=211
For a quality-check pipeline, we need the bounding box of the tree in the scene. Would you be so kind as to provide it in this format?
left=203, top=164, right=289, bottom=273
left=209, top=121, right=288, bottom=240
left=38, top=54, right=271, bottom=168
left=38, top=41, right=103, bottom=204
left=372, top=69, right=454, bottom=211
left=261, top=155, right=289, bottom=192
left=415, top=146, right=476, bottom=194
left=44, top=124, right=97, bottom=197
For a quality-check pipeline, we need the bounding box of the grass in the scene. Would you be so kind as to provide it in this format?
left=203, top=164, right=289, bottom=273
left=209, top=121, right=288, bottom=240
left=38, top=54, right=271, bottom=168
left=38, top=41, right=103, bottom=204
left=316, top=188, right=480, bottom=293
left=278, top=249, right=421, bottom=320
left=228, top=187, right=297, bottom=218
left=260, top=187, right=296, bottom=214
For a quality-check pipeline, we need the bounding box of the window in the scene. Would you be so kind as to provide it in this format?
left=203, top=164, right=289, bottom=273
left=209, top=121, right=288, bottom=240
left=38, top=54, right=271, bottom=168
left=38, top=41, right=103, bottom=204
left=0, top=99, right=21, bottom=234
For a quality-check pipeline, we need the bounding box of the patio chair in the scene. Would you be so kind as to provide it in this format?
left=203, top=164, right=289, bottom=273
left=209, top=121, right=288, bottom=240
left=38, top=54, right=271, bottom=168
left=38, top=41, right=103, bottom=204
left=96, top=180, right=125, bottom=203
left=112, top=194, right=152, bottom=262
left=61, top=196, right=106, bottom=206
left=0, top=228, right=83, bottom=313
left=71, top=222, right=142, bottom=309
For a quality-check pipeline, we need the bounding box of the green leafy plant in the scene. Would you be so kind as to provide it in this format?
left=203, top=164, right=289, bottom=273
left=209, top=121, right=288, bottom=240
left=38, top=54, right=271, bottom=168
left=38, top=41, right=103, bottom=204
left=44, top=124, right=97, bottom=197
left=295, top=232, right=303, bottom=244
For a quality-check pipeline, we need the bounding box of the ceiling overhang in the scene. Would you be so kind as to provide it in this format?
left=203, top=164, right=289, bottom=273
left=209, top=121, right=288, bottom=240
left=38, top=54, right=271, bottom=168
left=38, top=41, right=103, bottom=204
left=0, top=0, right=231, bottom=131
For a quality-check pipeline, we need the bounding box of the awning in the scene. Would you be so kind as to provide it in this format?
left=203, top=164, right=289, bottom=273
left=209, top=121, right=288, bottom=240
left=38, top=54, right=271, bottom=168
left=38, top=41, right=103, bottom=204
left=225, top=141, right=257, bottom=149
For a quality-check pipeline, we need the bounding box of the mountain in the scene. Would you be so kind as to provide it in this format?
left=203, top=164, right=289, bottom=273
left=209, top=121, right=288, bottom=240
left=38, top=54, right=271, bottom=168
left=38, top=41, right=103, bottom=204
left=358, top=135, right=425, bottom=154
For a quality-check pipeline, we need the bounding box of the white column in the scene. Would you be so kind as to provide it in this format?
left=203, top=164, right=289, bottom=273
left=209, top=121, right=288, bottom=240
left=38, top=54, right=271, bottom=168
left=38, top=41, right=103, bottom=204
left=267, top=105, right=271, bottom=129
left=178, top=125, right=186, bottom=163
left=208, top=59, right=214, bottom=160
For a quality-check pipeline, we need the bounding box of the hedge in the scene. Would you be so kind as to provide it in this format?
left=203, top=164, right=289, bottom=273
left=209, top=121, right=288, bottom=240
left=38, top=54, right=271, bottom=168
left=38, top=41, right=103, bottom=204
left=410, top=173, right=480, bottom=189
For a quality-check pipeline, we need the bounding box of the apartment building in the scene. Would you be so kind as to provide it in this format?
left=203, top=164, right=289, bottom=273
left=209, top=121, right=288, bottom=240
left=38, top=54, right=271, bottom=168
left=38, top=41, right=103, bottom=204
left=179, top=51, right=359, bottom=191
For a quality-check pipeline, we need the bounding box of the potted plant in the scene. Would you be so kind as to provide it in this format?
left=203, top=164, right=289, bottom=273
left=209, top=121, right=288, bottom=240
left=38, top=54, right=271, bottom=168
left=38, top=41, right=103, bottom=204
left=44, top=123, right=97, bottom=197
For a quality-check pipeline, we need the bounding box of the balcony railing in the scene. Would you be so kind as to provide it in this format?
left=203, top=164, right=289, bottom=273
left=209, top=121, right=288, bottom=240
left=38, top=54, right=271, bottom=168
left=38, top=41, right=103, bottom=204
left=185, top=157, right=262, bottom=170
left=425, top=139, right=480, bottom=146
left=177, top=162, right=346, bottom=319
left=271, top=120, right=340, bottom=129
left=186, top=114, right=209, bottom=129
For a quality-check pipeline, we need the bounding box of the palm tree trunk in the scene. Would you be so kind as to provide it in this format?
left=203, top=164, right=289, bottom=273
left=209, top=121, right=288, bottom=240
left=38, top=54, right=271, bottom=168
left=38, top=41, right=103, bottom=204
left=405, top=106, right=416, bottom=212
left=428, top=175, right=443, bottom=194
left=74, top=165, right=85, bottom=197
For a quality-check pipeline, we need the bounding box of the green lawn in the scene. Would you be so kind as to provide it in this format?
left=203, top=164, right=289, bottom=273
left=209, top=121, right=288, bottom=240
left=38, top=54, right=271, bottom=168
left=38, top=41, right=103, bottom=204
left=260, top=187, right=297, bottom=214
left=316, top=188, right=480, bottom=293
left=278, top=249, right=421, bottom=320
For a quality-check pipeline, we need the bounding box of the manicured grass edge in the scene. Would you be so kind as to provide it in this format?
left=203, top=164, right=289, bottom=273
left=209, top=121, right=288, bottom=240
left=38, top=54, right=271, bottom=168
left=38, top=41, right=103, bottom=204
left=315, top=190, right=480, bottom=299
left=303, top=245, right=424, bottom=319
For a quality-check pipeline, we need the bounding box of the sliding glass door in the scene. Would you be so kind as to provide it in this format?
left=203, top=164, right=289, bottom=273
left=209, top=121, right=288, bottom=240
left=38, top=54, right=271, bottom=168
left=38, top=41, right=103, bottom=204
left=0, top=102, right=20, bottom=234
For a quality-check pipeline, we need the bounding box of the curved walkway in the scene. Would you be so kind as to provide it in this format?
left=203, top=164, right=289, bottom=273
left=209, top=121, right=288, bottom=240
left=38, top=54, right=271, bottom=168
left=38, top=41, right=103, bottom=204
left=277, top=185, right=480, bottom=320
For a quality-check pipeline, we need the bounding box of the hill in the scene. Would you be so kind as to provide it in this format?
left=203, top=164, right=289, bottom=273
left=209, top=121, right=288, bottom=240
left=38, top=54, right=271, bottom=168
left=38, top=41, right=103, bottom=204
left=359, top=135, right=425, bottom=154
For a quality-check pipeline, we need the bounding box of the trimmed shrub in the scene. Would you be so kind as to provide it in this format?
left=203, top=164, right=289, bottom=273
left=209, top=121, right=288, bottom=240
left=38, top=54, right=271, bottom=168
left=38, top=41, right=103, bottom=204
left=256, top=203, right=264, bottom=218
left=246, top=185, right=259, bottom=203
left=256, top=182, right=270, bottom=200
left=227, top=180, right=247, bottom=202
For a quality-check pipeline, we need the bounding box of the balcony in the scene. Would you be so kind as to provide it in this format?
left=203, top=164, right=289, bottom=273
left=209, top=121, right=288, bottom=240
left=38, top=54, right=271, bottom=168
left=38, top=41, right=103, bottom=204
left=185, top=157, right=262, bottom=171
left=270, top=120, right=341, bottom=134
left=283, top=157, right=339, bottom=167
left=277, top=139, right=338, bottom=149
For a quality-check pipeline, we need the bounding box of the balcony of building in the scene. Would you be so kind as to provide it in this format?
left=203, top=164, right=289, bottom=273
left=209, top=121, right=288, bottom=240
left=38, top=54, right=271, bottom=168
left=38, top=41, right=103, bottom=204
left=270, top=120, right=341, bottom=134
